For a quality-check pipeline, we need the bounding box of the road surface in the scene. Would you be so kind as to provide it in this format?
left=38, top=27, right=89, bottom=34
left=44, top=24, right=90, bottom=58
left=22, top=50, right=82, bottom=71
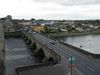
left=29, top=32, right=100, bottom=75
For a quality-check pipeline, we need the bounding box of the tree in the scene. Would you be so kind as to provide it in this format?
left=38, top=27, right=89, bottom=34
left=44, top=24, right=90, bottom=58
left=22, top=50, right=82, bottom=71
left=44, top=26, right=49, bottom=33
left=22, top=19, right=25, bottom=21
left=95, top=20, right=100, bottom=25
left=31, top=18, right=36, bottom=21
left=37, top=19, right=44, bottom=21
left=58, top=28, right=61, bottom=32
left=0, top=18, right=5, bottom=20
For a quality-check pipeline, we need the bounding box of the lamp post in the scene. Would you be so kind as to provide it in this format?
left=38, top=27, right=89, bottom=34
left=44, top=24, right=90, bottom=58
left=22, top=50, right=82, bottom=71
left=88, top=40, right=91, bottom=53
left=57, top=21, right=61, bottom=63
left=68, top=56, right=76, bottom=75
left=72, top=37, right=73, bottom=45
left=89, top=40, right=91, bottom=53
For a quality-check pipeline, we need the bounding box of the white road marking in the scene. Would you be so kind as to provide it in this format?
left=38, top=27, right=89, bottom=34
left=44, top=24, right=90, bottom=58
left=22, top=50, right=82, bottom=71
left=80, top=62, right=85, bottom=65
left=79, top=62, right=95, bottom=72
left=87, top=66, right=95, bottom=72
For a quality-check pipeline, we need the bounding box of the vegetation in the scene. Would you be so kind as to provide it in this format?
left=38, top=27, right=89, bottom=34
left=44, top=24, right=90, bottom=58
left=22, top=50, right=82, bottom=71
left=44, top=26, right=50, bottom=33
left=31, top=18, right=36, bottom=21
left=0, top=18, right=5, bottom=20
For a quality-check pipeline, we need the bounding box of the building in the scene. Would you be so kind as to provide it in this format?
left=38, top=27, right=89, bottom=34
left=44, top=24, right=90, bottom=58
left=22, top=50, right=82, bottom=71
left=18, top=20, right=32, bottom=26
left=4, top=15, right=15, bottom=32
left=32, top=25, right=45, bottom=32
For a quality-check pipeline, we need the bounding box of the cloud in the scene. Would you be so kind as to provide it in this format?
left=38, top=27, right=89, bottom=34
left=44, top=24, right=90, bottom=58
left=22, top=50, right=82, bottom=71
left=34, top=0, right=100, bottom=6
left=0, top=0, right=100, bottom=20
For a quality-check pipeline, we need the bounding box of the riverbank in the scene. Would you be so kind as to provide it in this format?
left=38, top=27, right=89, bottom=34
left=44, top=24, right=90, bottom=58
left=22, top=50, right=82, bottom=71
left=44, top=31, right=100, bottom=37
left=4, top=32, right=21, bottom=37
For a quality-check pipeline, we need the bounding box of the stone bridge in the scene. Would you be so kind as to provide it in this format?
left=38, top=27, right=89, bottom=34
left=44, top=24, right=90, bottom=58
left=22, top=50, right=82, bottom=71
left=4, top=31, right=69, bottom=75
left=22, top=32, right=60, bottom=64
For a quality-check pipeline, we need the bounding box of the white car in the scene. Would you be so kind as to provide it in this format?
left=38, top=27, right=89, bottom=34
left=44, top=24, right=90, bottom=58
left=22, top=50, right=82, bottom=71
left=50, top=41, right=55, bottom=44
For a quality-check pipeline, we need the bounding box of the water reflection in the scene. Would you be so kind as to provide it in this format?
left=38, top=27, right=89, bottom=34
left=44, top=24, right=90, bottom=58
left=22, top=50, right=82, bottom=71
left=58, top=35, right=100, bottom=54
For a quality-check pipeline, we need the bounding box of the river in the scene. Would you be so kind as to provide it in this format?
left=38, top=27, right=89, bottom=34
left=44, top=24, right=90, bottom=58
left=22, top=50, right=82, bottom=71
left=58, top=34, right=100, bottom=54
left=5, top=37, right=38, bottom=75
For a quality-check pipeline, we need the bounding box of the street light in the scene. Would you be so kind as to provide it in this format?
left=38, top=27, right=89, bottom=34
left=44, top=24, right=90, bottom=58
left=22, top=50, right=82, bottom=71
left=57, top=21, right=61, bottom=63
left=88, top=40, right=91, bottom=53
left=71, top=37, right=73, bottom=45
left=89, top=40, right=91, bottom=53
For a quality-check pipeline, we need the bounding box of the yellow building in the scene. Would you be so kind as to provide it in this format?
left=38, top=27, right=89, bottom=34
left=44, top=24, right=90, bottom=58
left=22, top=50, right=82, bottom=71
left=32, top=25, right=45, bottom=32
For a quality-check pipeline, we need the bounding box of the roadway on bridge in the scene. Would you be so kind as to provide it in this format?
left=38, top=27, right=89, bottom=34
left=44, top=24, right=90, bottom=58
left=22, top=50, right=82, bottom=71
left=31, top=32, right=100, bottom=75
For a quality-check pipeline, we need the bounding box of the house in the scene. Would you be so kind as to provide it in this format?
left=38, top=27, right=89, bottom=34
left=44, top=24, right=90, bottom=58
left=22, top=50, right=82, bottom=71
left=76, top=27, right=84, bottom=32
left=32, top=25, right=45, bottom=32
left=32, top=20, right=54, bottom=26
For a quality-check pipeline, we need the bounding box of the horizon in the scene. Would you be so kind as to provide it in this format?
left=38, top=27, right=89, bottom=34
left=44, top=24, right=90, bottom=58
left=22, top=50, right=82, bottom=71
left=1, top=15, right=100, bottom=21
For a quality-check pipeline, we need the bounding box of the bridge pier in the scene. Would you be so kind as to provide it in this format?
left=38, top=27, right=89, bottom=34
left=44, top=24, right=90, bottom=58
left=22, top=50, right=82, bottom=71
left=24, top=36, right=28, bottom=41
left=22, top=34, right=25, bottom=38
left=26, top=38, right=32, bottom=45
left=30, top=43, right=37, bottom=51
left=42, top=57, right=55, bottom=63
left=42, top=57, right=48, bottom=63
left=34, top=48, right=45, bottom=60
left=28, top=41, right=33, bottom=49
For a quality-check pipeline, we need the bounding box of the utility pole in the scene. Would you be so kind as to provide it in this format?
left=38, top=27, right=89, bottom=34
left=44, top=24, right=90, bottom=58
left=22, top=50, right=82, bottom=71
left=70, top=56, right=73, bottom=75
left=57, top=21, right=60, bottom=63
left=90, top=40, right=91, bottom=53
left=88, top=40, right=91, bottom=53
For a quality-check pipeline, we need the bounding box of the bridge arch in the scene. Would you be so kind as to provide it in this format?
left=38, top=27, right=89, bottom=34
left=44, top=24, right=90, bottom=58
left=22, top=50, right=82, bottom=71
left=27, top=39, right=32, bottom=45
left=31, top=43, right=37, bottom=50
left=48, top=57, right=54, bottom=62
left=35, top=48, right=45, bottom=60
left=22, top=34, right=26, bottom=38
left=24, top=36, right=28, bottom=41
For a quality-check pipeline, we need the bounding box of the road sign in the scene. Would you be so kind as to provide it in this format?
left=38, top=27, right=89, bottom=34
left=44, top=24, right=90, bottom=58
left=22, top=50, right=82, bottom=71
left=68, top=64, right=75, bottom=68
left=68, top=56, right=76, bottom=64
left=68, top=56, right=76, bottom=75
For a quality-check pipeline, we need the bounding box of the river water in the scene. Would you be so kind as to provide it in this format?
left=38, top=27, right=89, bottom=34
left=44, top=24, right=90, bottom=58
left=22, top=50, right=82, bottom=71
left=5, top=38, right=38, bottom=75
left=58, top=34, right=100, bottom=54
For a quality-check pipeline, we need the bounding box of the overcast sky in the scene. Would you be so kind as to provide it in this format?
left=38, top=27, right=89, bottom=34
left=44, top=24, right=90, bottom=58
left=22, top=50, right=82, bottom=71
left=0, top=0, right=100, bottom=20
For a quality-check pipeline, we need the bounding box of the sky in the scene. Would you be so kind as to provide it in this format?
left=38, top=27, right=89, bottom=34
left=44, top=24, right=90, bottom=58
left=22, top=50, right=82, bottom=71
left=0, top=0, right=100, bottom=20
